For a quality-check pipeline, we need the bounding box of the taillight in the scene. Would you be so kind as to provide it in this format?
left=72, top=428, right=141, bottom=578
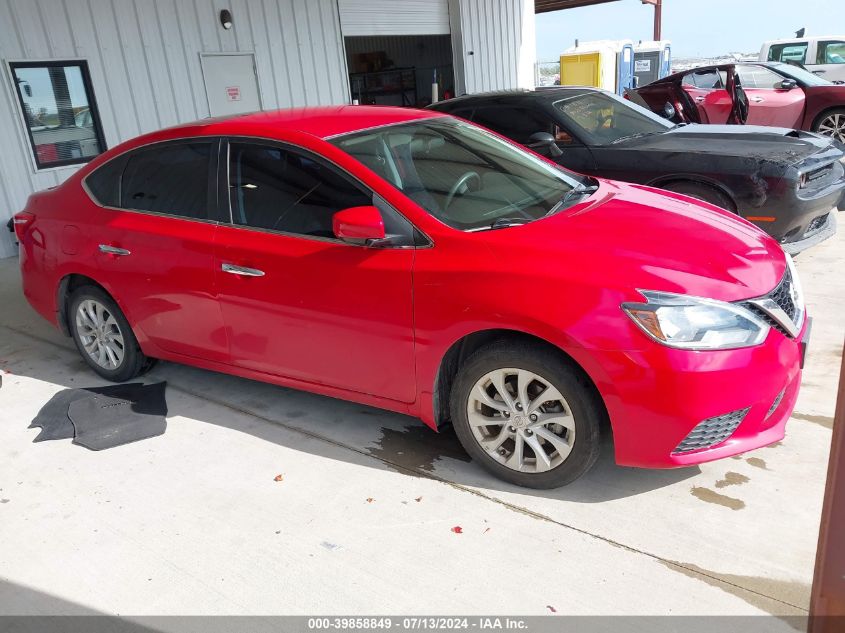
left=12, top=212, right=35, bottom=240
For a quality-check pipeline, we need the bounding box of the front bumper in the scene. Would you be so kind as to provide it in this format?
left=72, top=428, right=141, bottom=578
left=594, top=318, right=807, bottom=469
left=782, top=210, right=837, bottom=255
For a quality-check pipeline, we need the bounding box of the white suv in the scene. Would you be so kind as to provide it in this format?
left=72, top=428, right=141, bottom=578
left=760, top=36, right=845, bottom=83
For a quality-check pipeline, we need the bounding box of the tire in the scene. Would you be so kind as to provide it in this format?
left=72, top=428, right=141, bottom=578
left=812, top=108, right=845, bottom=143
left=449, top=340, right=602, bottom=489
left=660, top=181, right=736, bottom=213
left=68, top=285, right=152, bottom=382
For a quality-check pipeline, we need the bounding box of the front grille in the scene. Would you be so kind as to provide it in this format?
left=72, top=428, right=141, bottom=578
left=743, top=267, right=800, bottom=337
left=805, top=214, right=828, bottom=236
left=672, top=407, right=750, bottom=455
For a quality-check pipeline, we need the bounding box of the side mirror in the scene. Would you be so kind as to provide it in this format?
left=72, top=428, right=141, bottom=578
left=780, top=78, right=798, bottom=90
left=661, top=102, right=677, bottom=120
left=332, top=206, right=385, bottom=245
left=527, top=132, right=563, bottom=157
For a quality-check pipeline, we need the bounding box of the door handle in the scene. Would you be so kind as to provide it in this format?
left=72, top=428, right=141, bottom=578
left=695, top=96, right=705, bottom=103
left=99, top=244, right=131, bottom=256
left=221, top=263, right=265, bottom=277
left=751, top=97, right=765, bottom=103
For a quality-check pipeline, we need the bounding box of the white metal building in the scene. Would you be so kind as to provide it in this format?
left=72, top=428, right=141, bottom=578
left=0, top=0, right=537, bottom=258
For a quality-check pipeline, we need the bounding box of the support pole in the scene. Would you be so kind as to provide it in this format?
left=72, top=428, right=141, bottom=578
left=810, top=338, right=845, bottom=633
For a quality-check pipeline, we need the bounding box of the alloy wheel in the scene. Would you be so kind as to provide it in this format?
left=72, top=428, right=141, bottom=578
left=466, top=367, right=576, bottom=473
left=817, top=113, right=845, bottom=143
left=75, top=299, right=126, bottom=370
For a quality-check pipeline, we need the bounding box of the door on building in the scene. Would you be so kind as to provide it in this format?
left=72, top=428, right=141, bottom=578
left=338, top=0, right=454, bottom=107
left=200, top=53, right=262, bottom=117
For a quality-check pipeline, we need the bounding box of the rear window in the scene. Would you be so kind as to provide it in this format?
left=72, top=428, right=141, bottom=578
left=85, top=156, right=126, bottom=208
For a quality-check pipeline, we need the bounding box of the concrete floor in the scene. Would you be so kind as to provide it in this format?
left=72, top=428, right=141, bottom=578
left=0, top=227, right=842, bottom=620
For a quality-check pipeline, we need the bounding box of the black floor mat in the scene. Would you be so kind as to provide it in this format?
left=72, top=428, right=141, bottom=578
left=68, top=381, right=168, bottom=450
left=29, top=383, right=146, bottom=442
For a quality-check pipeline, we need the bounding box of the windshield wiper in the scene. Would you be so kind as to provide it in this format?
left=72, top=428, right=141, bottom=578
left=488, top=217, right=532, bottom=230
left=545, top=183, right=600, bottom=216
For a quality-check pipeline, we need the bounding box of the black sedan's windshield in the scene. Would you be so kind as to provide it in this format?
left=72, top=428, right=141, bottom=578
left=554, top=91, right=673, bottom=146
left=331, top=117, right=583, bottom=231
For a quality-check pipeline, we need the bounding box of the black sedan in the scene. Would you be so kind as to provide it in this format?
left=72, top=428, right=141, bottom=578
left=429, top=87, right=845, bottom=254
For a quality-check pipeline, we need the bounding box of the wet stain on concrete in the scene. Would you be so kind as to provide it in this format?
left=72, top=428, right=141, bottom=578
left=791, top=411, right=834, bottom=429
left=746, top=457, right=769, bottom=470
left=662, top=559, right=809, bottom=620
left=766, top=441, right=783, bottom=449
left=690, top=486, right=745, bottom=510
left=714, top=472, right=750, bottom=489
left=368, top=423, right=471, bottom=474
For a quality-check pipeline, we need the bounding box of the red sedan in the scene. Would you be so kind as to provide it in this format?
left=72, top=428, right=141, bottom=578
left=13, top=107, right=808, bottom=488
left=632, top=61, right=845, bottom=141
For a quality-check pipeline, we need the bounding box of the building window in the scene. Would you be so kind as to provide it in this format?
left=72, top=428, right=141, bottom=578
left=9, top=60, right=106, bottom=169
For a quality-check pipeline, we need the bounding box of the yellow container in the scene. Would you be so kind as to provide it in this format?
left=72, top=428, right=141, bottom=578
left=559, top=51, right=602, bottom=88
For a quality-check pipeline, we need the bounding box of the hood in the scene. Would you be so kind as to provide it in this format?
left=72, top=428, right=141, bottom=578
left=481, top=179, right=786, bottom=303
left=620, top=124, right=831, bottom=165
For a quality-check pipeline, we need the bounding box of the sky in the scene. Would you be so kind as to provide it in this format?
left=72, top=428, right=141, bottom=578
left=535, top=0, right=840, bottom=61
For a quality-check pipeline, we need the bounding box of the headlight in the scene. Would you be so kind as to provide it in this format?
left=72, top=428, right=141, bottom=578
left=622, top=291, right=770, bottom=350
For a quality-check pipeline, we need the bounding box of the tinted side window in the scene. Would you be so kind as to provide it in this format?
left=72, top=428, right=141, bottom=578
left=229, top=143, right=371, bottom=238
left=737, top=66, right=784, bottom=89
left=683, top=70, right=723, bottom=90
left=85, top=155, right=127, bottom=207
left=471, top=107, right=556, bottom=144
left=121, top=143, right=212, bottom=219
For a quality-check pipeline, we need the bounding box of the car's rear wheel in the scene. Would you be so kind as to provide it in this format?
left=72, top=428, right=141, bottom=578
left=813, top=109, right=845, bottom=143
left=661, top=181, right=736, bottom=213
left=69, top=286, right=152, bottom=382
left=449, top=340, right=602, bottom=488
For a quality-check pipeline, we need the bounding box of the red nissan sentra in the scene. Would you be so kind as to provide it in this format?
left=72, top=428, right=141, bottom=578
left=13, top=106, right=809, bottom=488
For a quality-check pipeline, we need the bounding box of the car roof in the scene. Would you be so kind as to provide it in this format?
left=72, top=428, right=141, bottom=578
left=431, top=86, right=606, bottom=108
left=762, top=36, right=844, bottom=44
left=154, top=105, right=444, bottom=141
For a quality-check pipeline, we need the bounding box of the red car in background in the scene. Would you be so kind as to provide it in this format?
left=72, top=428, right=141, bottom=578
left=13, top=107, right=808, bottom=488
left=631, top=61, right=845, bottom=142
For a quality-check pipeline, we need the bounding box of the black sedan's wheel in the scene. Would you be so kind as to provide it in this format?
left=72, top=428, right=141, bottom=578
left=661, top=181, right=736, bottom=213
left=69, top=286, right=152, bottom=382
left=813, top=109, right=845, bottom=143
left=449, top=340, right=602, bottom=489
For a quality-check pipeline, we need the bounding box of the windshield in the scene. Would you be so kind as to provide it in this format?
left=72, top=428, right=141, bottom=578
left=554, top=91, right=672, bottom=145
left=330, top=117, right=583, bottom=231
left=771, top=62, right=834, bottom=87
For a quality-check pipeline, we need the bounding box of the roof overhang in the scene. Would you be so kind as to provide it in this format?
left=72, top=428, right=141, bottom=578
left=535, top=0, right=621, bottom=13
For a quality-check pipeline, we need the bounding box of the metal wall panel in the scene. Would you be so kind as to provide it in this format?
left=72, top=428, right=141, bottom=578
left=0, top=0, right=350, bottom=258
left=338, top=0, right=450, bottom=36
left=449, top=0, right=535, bottom=96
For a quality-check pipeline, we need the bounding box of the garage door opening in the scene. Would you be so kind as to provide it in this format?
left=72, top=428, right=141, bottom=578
left=345, top=35, right=454, bottom=107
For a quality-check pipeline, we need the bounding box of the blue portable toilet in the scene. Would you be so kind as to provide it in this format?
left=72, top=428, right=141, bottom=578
left=617, top=42, right=636, bottom=94
left=633, top=40, right=672, bottom=87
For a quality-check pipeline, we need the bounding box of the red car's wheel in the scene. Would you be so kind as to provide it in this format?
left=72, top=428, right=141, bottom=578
left=813, top=109, right=845, bottom=144
left=449, top=340, right=603, bottom=488
left=69, top=286, right=153, bottom=382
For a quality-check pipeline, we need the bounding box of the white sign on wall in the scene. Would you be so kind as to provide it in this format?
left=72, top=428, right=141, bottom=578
left=635, top=60, right=651, bottom=72
left=226, top=86, right=241, bottom=102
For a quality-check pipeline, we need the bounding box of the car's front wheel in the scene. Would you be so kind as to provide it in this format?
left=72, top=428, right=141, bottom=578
left=68, top=286, right=152, bottom=382
left=449, top=340, right=602, bottom=488
left=813, top=108, right=845, bottom=143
